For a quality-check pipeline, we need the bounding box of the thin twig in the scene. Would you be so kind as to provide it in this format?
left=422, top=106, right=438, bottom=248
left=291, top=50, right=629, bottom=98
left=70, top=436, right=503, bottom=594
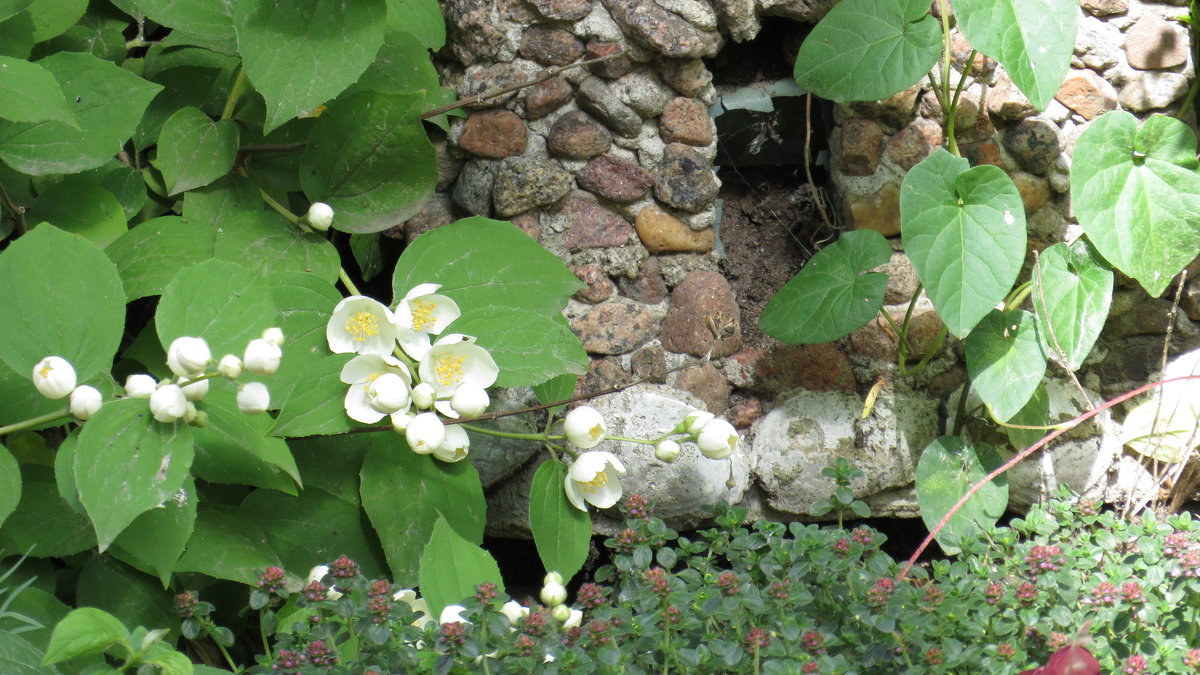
left=803, top=93, right=833, bottom=234
left=0, top=181, right=26, bottom=236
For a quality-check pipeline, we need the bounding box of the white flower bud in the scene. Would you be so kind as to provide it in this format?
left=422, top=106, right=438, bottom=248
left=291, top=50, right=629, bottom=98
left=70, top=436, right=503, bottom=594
left=183, top=401, right=198, bottom=423
left=499, top=600, right=528, bottom=624
left=540, top=579, right=567, bottom=607
left=683, top=410, right=715, bottom=436
left=411, top=382, right=435, bottom=409
left=697, top=418, right=739, bottom=459
left=564, top=406, right=606, bottom=449
left=243, top=338, right=282, bottom=376
left=69, top=385, right=102, bottom=420
left=261, top=326, right=285, bottom=347
left=180, top=377, right=209, bottom=402
left=189, top=409, right=209, bottom=427
left=237, top=382, right=271, bottom=415
left=218, top=354, right=243, bottom=379
left=305, top=202, right=334, bottom=231
left=655, top=439, right=681, bottom=463
left=405, top=412, right=444, bottom=454
left=124, top=373, right=157, bottom=398
left=544, top=571, right=564, bottom=586
left=166, top=337, right=211, bottom=377
left=367, top=372, right=410, bottom=414
left=432, top=424, right=470, bottom=463
left=32, top=356, right=76, bottom=400
left=449, top=384, right=489, bottom=418
left=306, top=565, right=342, bottom=600
left=439, top=604, right=468, bottom=625
left=551, top=604, right=572, bottom=623
left=390, top=411, right=415, bottom=433
left=562, top=607, right=583, bottom=629
left=149, top=384, right=188, bottom=423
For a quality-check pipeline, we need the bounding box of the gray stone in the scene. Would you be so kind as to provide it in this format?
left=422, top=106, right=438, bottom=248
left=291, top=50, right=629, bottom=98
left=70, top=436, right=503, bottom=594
left=1075, top=16, right=1122, bottom=70
left=1003, top=117, right=1062, bottom=174
left=441, top=0, right=521, bottom=65
left=713, top=0, right=758, bottom=41
left=656, top=0, right=718, bottom=30
left=547, top=110, right=613, bottom=159
left=603, top=0, right=723, bottom=57
left=655, top=143, right=719, bottom=212
left=1120, top=71, right=1189, bottom=111
left=578, top=76, right=645, bottom=137
left=468, top=389, right=544, bottom=488
left=451, top=159, right=497, bottom=216
left=529, top=0, right=593, bottom=20
left=616, top=70, right=675, bottom=117
left=457, top=62, right=533, bottom=109
left=1125, top=13, right=1189, bottom=70
left=492, top=157, right=573, bottom=217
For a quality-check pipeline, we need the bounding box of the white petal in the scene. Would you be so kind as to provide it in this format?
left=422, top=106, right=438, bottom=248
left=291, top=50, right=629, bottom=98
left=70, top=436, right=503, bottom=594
left=344, top=383, right=387, bottom=424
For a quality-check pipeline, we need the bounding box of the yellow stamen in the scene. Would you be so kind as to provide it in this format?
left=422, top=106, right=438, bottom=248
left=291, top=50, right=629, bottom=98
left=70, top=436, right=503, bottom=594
left=345, top=311, right=380, bottom=342
left=411, top=299, right=437, bottom=332
left=37, top=362, right=52, bottom=378
left=588, top=424, right=604, bottom=441
left=435, top=354, right=466, bottom=386
left=579, top=472, right=608, bottom=493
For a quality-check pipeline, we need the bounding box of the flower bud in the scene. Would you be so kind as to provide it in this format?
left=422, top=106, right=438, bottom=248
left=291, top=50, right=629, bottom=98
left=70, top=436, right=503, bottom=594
left=449, top=384, right=489, bottom=417
left=544, top=571, right=564, bottom=586
left=541, top=579, right=567, bottom=607
left=218, top=354, right=243, bottom=379
left=499, top=600, right=528, bottom=624
left=655, top=439, right=681, bottom=463
left=432, top=424, right=470, bottom=463
left=180, top=377, right=209, bottom=402
left=243, top=339, right=282, bottom=376
left=166, top=337, right=211, bottom=377
left=32, top=356, right=76, bottom=400
left=189, top=410, right=209, bottom=427
left=564, top=406, right=606, bottom=449
left=562, top=607, right=583, bottom=629
left=305, top=202, right=334, bottom=231
left=124, top=373, right=157, bottom=398
left=261, top=326, right=285, bottom=347
left=551, top=604, right=572, bottom=623
left=306, top=565, right=342, bottom=600
left=150, top=384, right=188, bottom=423
left=69, top=385, right=102, bottom=420
left=683, top=410, right=714, bottom=436
left=237, top=382, right=271, bottom=415
left=405, top=412, right=445, bottom=454
left=366, top=372, right=410, bottom=413
left=390, top=411, right=415, bottom=433
left=411, top=382, right=435, bottom=409
left=697, top=418, right=739, bottom=459
left=183, top=401, right=198, bottom=423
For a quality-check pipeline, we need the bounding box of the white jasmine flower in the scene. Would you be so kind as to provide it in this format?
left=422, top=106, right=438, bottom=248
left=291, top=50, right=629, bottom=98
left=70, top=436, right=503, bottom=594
left=236, top=382, right=271, bottom=415
left=655, top=439, right=681, bottom=463
left=696, top=418, right=739, bottom=459
left=261, top=326, right=285, bottom=347
left=683, top=410, right=714, bottom=435
left=243, top=338, right=282, bottom=376
left=69, top=385, right=102, bottom=420
left=366, top=372, right=411, bottom=414
left=406, top=412, right=445, bottom=454
left=339, top=354, right=412, bottom=424
left=32, top=356, right=76, bottom=399
left=180, top=377, right=209, bottom=402
left=124, top=373, right=156, bottom=398
left=563, top=406, right=606, bottom=449
left=448, top=384, right=489, bottom=418
left=150, top=384, right=188, bottom=423
left=326, top=296, right=397, bottom=356
left=418, top=334, right=498, bottom=399
left=304, top=202, right=334, bottom=231
left=166, top=337, right=211, bottom=377
left=393, top=283, right=461, bottom=360
left=218, top=354, right=243, bottom=379
left=307, top=566, right=343, bottom=600
left=432, top=424, right=470, bottom=463
left=439, top=604, right=469, bottom=625
left=564, top=451, right=626, bottom=511
left=561, top=607, right=583, bottom=629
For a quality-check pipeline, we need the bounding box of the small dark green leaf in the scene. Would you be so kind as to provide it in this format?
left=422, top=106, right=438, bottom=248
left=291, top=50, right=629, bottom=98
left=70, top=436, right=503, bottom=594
left=0, top=465, right=93, bottom=558
left=175, top=506, right=287, bottom=585
left=192, top=389, right=300, bottom=492
left=0, top=443, right=18, bottom=529
left=529, top=460, right=591, bottom=582
left=74, top=556, right=179, bottom=637
left=157, top=106, right=239, bottom=195
left=1004, top=384, right=1049, bottom=453
left=155, top=259, right=278, bottom=359
left=27, top=182, right=126, bottom=248
left=385, top=0, right=444, bottom=48
left=109, top=477, right=196, bottom=586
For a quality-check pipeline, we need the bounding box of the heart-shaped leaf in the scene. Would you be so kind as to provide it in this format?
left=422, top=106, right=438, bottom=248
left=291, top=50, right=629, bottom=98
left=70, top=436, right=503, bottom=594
left=966, top=309, right=1047, bottom=422
left=1032, top=241, right=1112, bottom=371
left=157, top=106, right=239, bottom=195
left=915, top=436, right=1007, bottom=556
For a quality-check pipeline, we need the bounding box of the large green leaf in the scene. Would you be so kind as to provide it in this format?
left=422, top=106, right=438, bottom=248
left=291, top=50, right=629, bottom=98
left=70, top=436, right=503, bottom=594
left=0, top=630, right=60, bottom=675
left=110, top=477, right=196, bottom=586
left=299, top=90, right=436, bottom=233
left=213, top=210, right=339, bottom=284
left=1032, top=241, right=1112, bottom=371
left=344, top=29, right=454, bottom=119
left=182, top=174, right=261, bottom=226
left=0, top=443, right=18, bottom=529
left=41, top=607, right=128, bottom=668
left=1070, top=111, right=1200, bottom=297
left=418, top=516, right=504, bottom=622
left=900, top=149, right=1026, bottom=337
left=1120, top=396, right=1200, bottom=463
left=965, top=310, right=1046, bottom=422
left=26, top=182, right=126, bottom=248
left=175, top=506, right=287, bottom=585
left=287, top=434, right=369, bottom=502
left=792, top=0, right=939, bottom=102
left=74, top=399, right=194, bottom=551
left=105, top=217, right=217, bottom=300
left=231, top=0, right=387, bottom=133
left=0, top=55, right=76, bottom=126
left=449, top=310, right=588, bottom=388
left=915, top=436, right=1007, bottom=556
left=385, top=0, right=444, bottom=48
left=759, top=229, right=890, bottom=344
left=192, top=390, right=300, bottom=492
left=156, top=106, right=239, bottom=195
left=954, top=0, right=1077, bottom=110
left=0, top=466, right=93, bottom=558
left=117, top=0, right=238, bottom=54
left=155, top=259, right=277, bottom=358
left=0, top=52, right=161, bottom=174
left=0, top=225, right=125, bottom=383
left=269, top=352, right=354, bottom=437
left=1004, top=384, right=1049, bottom=453
left=529, top=460, right=591, bottom=582
left=393, top=217, right=583, bottom=315
left=74, top=556, right=179, bottom=637
left=360, top=435, right=486, bottom=586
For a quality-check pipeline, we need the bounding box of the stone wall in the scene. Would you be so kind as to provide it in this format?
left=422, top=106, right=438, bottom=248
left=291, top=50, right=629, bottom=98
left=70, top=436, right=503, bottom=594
left=411, top=0, right=1200, bottom=534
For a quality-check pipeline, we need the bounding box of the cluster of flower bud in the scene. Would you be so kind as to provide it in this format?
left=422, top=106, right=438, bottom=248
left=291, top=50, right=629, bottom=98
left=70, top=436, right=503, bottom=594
left=31, top=356, right=103, bottom=420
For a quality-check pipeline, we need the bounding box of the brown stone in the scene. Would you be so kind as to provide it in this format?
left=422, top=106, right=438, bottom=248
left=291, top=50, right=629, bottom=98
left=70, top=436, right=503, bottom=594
left=886, top=118, right=942, bottom=170
left=1011, top=171, right=1050, bottom=214
left=750, top=343, right=855, bottom=395
left=1055, top=69, right=1118, bottom=120
left=401, top=194, right=456, bottom=243
left=634, top=204, right=714, bottom=252
left=519, top=26, right=584, bottom=66
left=848, top=85, right=920, bottom=130
left=585, top=41, right=635, bottom=78
left=659, top=97, right=713, bottom=146
left=879, top=251, right=920, bottom=306
left=572, top=264, right=615, bottom=303
left=950, top=30, right=995, bottom=78
left=571, top=299, right=658, bottom=354
left=577, top=154, right=656, bottom=202
left=1125, top=14, right=1189, bottom=70
left=658, top=57, right=712, bottom=96
left=575, top=357, right=628, bottom=397
left=672, top=363, right=730, bottom=413
left=655, top=143, right=719, bottom=212
left=547, top=110, right=612, bottom=159
left=457, top=110, right=527, bottom=159
left=1081, top=0, right=1126, bottom=16
left=555, top=191, right=634, bottom=250
left=849, top=308, right=945, bottom=363
left=660, top=270, right=741, bottom=358
left=606, top=0, right=722, bottom=58
left=987, top=70, right=1037, bottom=121
left=458, top=63, right=527, bottom=109
left=630, top=345, right=668, bottom=382
left=528, top=0, right=592, bottom=21
left=618, top=257, right=669, bottom=303
left=846, top=182, right=901, bottom=237
left=1004, top=117, right=1062, bottom=174
left=961, top=138, right=1005, bottom=169
left=726, top=398, right=764, bottom=429
left=840, top=118, right=884, bottom=176
left=510, top=212, right=540, bottom=240
left=525, top=77, right=573, bottom=119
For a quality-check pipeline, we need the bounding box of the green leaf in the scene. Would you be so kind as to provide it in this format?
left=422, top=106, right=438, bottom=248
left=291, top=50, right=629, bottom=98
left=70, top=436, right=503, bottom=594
left=1004, top=384, right=1049, bottom=452
left=0, top=56, right=77, bottom=126
left=26, top=182, right=126, bottom=248
left=1032, top=241, right=1112, bottom=371
left=156, top=106, right=239, bottom=195
left=0, top=443, right=18, bottom=529
left=759, top=229, right=890, bottom=344
left=915, top=436, right=1007, bottom=556
left=155, top=259, right=277, bottom=358
left=213, top=210, right=339, bottom=284
left=74, top=399, right=194, bottom=551
left=41, top=607, right=129, bottom=666
left=385, top=0, right=444, bottom=48
left=450, top=310, right=588, bottom=388
left=533, top=372, right=577, bottom=410
left=125, top=0, right=238, bottom=54
left=418, top=516, right=504, bottom=622
left=393, top=217, right=582, bottom=316
left=100, top=167, right=148, bottom=220
left=0, top=12, right=34, bottom=60
left=360, top=436, right=487, bottom=586
left=182, top=174, right=262, bottom=226
left=299, top=90, right=436, bottom=233
left=106, top=217, right=217, bottom=300
left=0, top=630, right=60, bottom=674
left=109, top=477, right=196, bottom=586
left=0, top=224, right=125, bottom=383
left=954, top=0, right=1077, bottom=110
left=529, top=460, right=591, bottom=582
left=42, top=9, right=128, bottom=61
left=175, top=506, right=287, bottom=585
left=192, top=390, right=300, bottom=493
left=1070, top=111, right=1200, bottom=297
left=135, top=64, right=233, bottom=149
left=965, top=310, right=1046, bottom=422
left=900, top=149, right=1026, bottom=337
left=349, top=233, right=383, bottom=282
left=345, top=29, right=455, bottom=119
left=26, top=0, right=86, bottom=42
left=792, top=0, right=940, bottom=102
left=0, top=52, right=161, bottom=174
left=231, top=0, right=387, bottom=133
left=74, top=556, right=179, bottom=637
left=287, top=434, right=369, bottom=502
left=0, top=1, right=34, bottom=24
left=0, top=466, right=93, bottom=558
left=269, top=352, right=354, bottom=437
left=1120, top=397, right=1200, bottom=463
